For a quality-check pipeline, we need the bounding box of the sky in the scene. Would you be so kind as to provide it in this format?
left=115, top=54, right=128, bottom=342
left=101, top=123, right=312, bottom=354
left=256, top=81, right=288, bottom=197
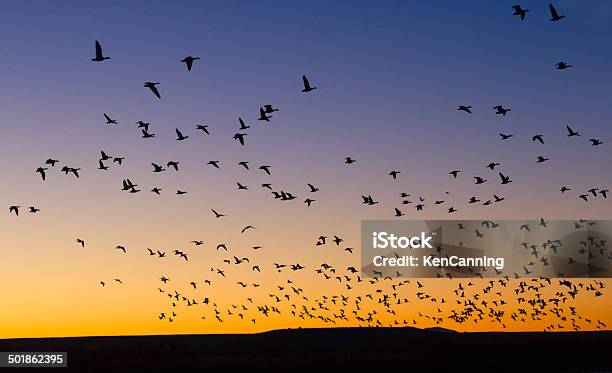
left=0, top=0, right=610, bottom=338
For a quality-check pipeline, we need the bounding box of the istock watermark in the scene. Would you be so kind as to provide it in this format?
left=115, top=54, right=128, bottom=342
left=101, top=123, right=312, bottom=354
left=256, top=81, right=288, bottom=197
left=361, top=220, right=612, bottom=279
left=371, top=231, right=433, bottom=249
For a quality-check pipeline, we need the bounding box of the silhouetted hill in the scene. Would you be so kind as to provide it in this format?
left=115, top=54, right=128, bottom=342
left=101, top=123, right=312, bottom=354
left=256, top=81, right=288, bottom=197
left=423, top=326, right=458, bottom=333
left=0, top=327, right=609, bottom=372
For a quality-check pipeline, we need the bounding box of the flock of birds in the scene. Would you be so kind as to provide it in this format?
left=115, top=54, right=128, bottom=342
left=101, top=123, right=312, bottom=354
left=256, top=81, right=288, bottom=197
left=6, top=3, right=610, bottom=333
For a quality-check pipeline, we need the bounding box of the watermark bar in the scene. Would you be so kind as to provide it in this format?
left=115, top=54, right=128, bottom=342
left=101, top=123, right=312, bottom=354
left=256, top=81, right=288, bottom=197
left=361, top=220, right=612, bottom=278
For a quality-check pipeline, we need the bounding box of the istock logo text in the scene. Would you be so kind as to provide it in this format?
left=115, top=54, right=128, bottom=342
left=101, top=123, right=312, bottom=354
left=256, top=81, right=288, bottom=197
left=372, top=232, right=433, bottom=249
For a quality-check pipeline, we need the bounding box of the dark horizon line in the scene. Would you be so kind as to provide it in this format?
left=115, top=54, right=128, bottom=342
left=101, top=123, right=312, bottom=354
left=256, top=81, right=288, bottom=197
left=2, top=325, right=609, bottom=341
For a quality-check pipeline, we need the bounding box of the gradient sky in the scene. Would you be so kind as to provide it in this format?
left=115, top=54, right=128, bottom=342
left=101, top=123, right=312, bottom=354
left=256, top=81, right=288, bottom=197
left=0, top=0, right=610, bottom=338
